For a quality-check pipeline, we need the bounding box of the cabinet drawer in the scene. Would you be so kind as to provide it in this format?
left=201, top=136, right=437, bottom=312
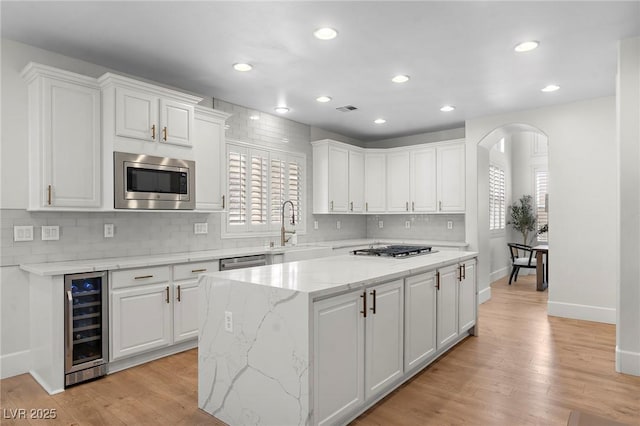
left=173, top=261, right=218, bottom=281
left=111, top=266, right=171, bottom=289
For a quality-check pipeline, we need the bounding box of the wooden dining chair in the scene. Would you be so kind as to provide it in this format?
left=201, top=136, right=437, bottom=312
left=507, top=243, right=537, bottom=285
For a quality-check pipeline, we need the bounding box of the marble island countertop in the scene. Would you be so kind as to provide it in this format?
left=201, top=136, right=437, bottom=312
left=203, top=250, right=478, bottom=299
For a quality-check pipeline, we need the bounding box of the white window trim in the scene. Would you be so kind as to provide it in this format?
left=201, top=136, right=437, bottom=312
left=221, top=139, right=307, bottom=239
left=489, top=163, right=506, bottom=236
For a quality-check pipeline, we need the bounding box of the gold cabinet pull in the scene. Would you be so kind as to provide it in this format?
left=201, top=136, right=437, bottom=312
left=406, top=201, right=409, bottom=211
left=191, top=268, right=207, bottom=273
left=165, top=286, right=170, bottom=304
left=439, top=201, right=442, bottom=211
left=370, top=289, right=377, bottom=314
left=412, top=201, right=415, bottom=211
left=134, top=275, right=153, bottom=280
left=360, top=291, right=367, bottom=318
left=162, top=126, right=167, bottom=141
left=47, top=185, right=52, bottom=205
left=463, top=264, right=466, bottom=280
left=177, top=285, right=181, bottom=302
left=330, top=200, right=334, bottom=211
left=365, top=202, right=369, bottom=212
left=222, top=195, right=225, bottom=209
left=350, top=201, right=354, bottom=211
left=436, top=271, right=440, bottom=290
left=151, top=124, right=156, bottom=140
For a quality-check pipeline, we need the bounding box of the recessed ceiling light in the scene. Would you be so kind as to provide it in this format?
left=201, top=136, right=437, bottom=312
left=440, top=105, right=456, bottom=112
left=316, top=96, right=332, bottom=103
left=233, top=63, right=253, bottom=72
left=392, top=75, right=410, bottom=83
left=541, top=84, right=560, bottom=92
left=249, top=114, right=260, bottom=120
left=314, top=27, right=338, bottom=40
left=374, top=118, right=386, bottom=124
left=275, top=106, right=290, bottom=114
left=514, top=41, right=539, bottom=53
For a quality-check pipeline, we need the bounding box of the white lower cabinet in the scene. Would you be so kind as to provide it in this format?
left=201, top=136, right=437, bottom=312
left=458, top=259, right=477, bottom=333
left=436, top=263, right=459, bottom=350
left=110, top=261, right=217, bottom=361
left=404, top=271, right=437, bottom=371
left=111, top=282, right=172, bottom=360
left=313, top=279, right=403, bottom=425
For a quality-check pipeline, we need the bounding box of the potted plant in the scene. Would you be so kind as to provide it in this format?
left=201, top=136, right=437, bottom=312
left=508, top=195, right=538, bottom=246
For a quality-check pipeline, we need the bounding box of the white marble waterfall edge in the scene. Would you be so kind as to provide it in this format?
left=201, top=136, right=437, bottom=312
left=199, top=276, right=310, bottom=425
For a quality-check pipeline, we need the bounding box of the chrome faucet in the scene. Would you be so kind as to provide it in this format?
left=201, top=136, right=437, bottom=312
left=280, top=200, right=296, bottom=246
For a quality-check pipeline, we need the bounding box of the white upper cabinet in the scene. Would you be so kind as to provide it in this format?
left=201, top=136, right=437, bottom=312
left=348, top=149, right=365, bottom=213
left=410, top=146, right=437, bottom=212
left=22, top=63, right=102, bottom=210
left=99, top=73, right=202, bottom=154
left=364, top=151, right=386, bottom=213
left=312, top=140, right=364, bottom=214
left=193, top=107, right=230, bottom=211
left=386, top=150, right=411, bottom=213
left=437, top=142, right=466, bottom=212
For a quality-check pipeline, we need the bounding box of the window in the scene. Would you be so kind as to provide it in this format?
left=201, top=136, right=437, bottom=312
left=535, top=168, right=548, bottom=242
left=225, top=142, right=304, bottom=235
left=489, top=165, right=506, bottom=231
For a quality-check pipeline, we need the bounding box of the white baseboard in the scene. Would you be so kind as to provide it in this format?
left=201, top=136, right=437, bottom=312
left=0, top=350, right=30, bottom=379
left=29, top=369, right=64, bottom=394
left=616, top=346, right=640, bottom=376
left=489, top=267, right=509, bottom=283
left=478, top=286, right=491, bottom=304
left=547, top=301, right=616, bottom=324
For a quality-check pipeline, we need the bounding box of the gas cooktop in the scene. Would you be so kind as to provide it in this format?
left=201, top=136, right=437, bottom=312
left=352, top=245, right=435, bottom=258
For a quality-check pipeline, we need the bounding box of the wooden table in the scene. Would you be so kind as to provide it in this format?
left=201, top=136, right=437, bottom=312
left=533, top=244, right=548, bottom=291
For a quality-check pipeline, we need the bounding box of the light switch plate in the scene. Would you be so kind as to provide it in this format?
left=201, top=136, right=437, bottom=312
left=104, top=224, right=115, bottom=238
left=378, top=220, right=384, bottom=229
left=314, top=220, right=319, bottom=230
left=13, top=226, right=34, bottom=242
left=336, top=220, right=341, bottom=230
left=405, top=221, right=411, bottom=229
left=41, top=225, right=60, bottom=241
left=447, top=221, right=453, bottom=230
left=194, top=223, right=208, bottom=234
left=224, top=311, right=233, bottom=333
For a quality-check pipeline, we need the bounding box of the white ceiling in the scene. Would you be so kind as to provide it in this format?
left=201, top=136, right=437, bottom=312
left=2, top=1, right=639, bottom=141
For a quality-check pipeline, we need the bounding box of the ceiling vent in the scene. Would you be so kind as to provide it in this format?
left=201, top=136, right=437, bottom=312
left=336, top=105, right=358, bottom=112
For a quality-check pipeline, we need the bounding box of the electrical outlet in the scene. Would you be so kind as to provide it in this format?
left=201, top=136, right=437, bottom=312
left=405, top=221, right=411, bottom=229
left=314, top=220, right=319, bottom=230
left=224, top=311, right=233, bottom=333
left=447, top=221, right=453, bottom=230
left=104, top=223, right=114, bottom=238
left=194, top=223, right=208, bottom=234
left=41, top=225, right=60, bottom=241
left=336, top=220, right=341, bottom=230
left=378, top=220, right=384, bottom=229
left=13, top=226, right=33, bottom=242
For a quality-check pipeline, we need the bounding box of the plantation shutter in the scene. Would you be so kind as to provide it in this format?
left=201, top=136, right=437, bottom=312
left=489, top=165, right=506, bottom=231
left=535, top=169, right=548, bottom=242
left=227, top=147, right=247, bottom=226
left=250, top=151, right=268, bottom=225
left=270, top=158, right=286, bottom=225
left=288, top=158, right=302, bottom=225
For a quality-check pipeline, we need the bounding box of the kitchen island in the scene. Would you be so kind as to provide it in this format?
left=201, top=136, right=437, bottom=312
left=198, top=250, right=478, bottom=426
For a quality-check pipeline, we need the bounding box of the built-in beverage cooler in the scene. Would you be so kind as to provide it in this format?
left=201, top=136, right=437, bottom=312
left=64, top=271, right=108, bottom=387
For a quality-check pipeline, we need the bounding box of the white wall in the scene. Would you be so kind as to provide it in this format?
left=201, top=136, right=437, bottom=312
left=617, top=37, right=640, bottom=376
left=466, top=97, right=618, bottom=324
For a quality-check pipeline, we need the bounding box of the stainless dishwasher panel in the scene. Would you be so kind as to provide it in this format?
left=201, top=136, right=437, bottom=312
left=219, top=254, right=268, bottom=271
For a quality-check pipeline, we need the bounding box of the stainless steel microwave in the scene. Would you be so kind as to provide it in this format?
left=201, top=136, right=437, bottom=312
left=114, top=151, right=195, bottom=210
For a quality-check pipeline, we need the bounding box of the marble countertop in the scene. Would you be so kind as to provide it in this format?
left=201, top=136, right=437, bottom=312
left=203, top=250, right=478, bottom=299
left=19, top=244, right=329, bottom=276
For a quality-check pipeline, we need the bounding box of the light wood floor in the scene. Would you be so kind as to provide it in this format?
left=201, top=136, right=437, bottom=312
left=2, top=275, right=639, bottom=425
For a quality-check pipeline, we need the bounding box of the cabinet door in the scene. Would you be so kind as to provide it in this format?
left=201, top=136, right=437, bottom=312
left=437, top=143, right=466, bottom=212
left=160, top=98, right=194, bottom=147
left=194, top=113, right=225, bottom=210
left=314, top=290, right=365, bottom=426
left=328, top=145, right=349, bottom=212
left=364, top=152, right=386, bottom=213
left=458, top=260, right=477, bottom=333
left=111, top=284, right=172, bottom=360
left=365, top=280, right=404, bottom=399
left=115, top=87, right=159, bottom=142
left=404, top=272, right=437, bottom=371
left=348, top=149, right=365, bottom=213
left=173, top=280, right=199, bottom=343
left=386, top=150, right=411, bottom=212
left=42, top=78, right=101, bottom=208
left=436, top=264, right=459, bottom=349
left=410, top=147, right=437, bottom=212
